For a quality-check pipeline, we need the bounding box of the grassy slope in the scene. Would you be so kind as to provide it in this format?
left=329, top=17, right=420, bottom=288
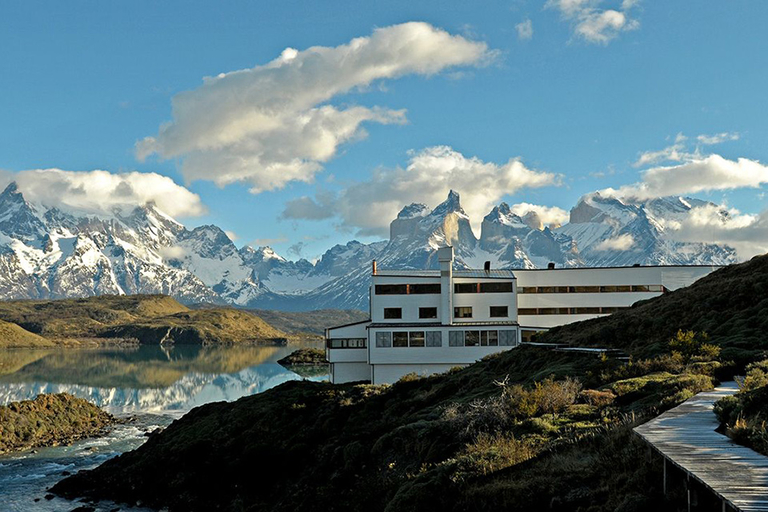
left=0, top=319, right=54, bottom=348
left=246, top=308, right=369, bottom=336
left=52, top=255, right=768, bottom=511
left=537, top=254, right=768, bottom=364
left=0, top=393, right=114, bottom=454
left=0, top=295, right=286, bottom=345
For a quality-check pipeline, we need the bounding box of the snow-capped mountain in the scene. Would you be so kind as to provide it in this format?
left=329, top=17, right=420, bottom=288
left=0, top=183, right=739, bottom=311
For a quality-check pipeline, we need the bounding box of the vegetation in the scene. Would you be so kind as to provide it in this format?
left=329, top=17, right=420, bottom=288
left=0, top=319, right=54, bottom=348
left=246, top=308, right=368, bottom=337
left=536, top=253, right=768, bottom=366
left=0, top=295, right=287, bottom=346
left=277, top=347, right=327, bottom=367
left=51, top=255, right=768, bottom=511
left=0, top=393, right=114, bottom=454
left=714, top=359, right=768, bottom=456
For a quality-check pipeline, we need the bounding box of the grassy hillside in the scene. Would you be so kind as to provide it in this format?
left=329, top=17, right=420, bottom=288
left=0, top=295, right=286, bottom=346
left=0, top=319, right=54, bottom=348
left=52, top=255, right=768, bottom=511
left=245, top=308, right=368, bottom=337
left=537, top=255, right=768, bottom=365
left=0, top=393, right=114, bottom=454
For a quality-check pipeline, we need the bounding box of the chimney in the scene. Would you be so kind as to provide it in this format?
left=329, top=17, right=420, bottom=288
left=547, top=262, right=556, bottom=270
left=372, top=260, right=377, bottom=275
left=437, top=247, right=454, bottom=325
left=484, top=261, right=491, bottom=272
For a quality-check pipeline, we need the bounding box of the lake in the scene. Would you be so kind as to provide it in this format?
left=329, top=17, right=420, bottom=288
left=0, top=344, right=326, bottom=511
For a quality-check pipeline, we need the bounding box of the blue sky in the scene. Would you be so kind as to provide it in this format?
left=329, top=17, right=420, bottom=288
left=1, top=1, right=767, bottom=260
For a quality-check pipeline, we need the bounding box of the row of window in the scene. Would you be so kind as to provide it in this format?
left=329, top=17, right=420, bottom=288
left=327, top=338, right=367, bottom=349
left=375, top=282, right=514, bottom=295
left=518, top=284, right=665, bottom=294
left=373, top=329, right=518, bottom=348
left=383, top=305, right=509, bottom=320
left=518, top=306, right=629, bottom=315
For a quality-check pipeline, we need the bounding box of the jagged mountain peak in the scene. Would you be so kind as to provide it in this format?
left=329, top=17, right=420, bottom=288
left=431, top=189, right=465, bottom=217
left=397, top=203, right=430, bottom=219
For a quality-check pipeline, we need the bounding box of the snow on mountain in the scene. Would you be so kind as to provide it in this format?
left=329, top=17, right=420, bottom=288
left=0, top=182, right=739, bottom=311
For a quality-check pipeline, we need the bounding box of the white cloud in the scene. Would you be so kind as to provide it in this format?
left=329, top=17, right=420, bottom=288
left=594, top=233, right=635, bottom=251
left=547, top=0, right=639, bottom=44
left=670, top=204, right=768, bottom=259
left=516, top=19, right=534, bottom=40
left=509, top=203, right=569, bottom=227
left=224, top=230, right=238, bottom=242
left=10, top=168, right=205, bottom=218
left=282, top=145, right=561, bottom=237
left=159, top=245, right=188, bottom=260
left=697, top=132, right=740, bottom=145
left=136, top=22, right=496, bottom=193
left=605, top=154, right=768, bottom=200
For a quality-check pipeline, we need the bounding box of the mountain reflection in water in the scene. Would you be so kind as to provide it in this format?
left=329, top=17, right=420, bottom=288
left=0, top=344, right=327, bottom=416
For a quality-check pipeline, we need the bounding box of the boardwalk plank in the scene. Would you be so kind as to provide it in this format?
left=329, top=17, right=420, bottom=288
left=634, top=382, right=768, bottom=511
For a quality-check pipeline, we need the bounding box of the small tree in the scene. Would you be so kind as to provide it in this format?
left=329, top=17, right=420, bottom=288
left=669, top=330, right=720, bottom=362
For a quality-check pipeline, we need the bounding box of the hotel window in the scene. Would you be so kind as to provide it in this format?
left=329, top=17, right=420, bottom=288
left=410, top=283, right=441, bottom=294
left=573, top=307, right=601, bottom=315
left=573, top=285, right=600, bottom=293
left=490, top=306, right=508, bottom=318
left=375, top=284, right=408, bottom=295
left=419, top=307, right=438, bottom=319
left=464, top=330, right=480, bottom=346
left=454, top=306, right=473, bottom=318
left=518, top=308, right=537, bottom=315
left=519, top=287, right=537, bottom=294
left=408, top=331, right=426, bottom=347
left=327, top=338, right=367, bottom=349
left=648, top=285, right=664, bottom=292
left=499, top=330, right=517, bottom=346
left=393, top=332, right=409, bottom=347
left=426, top=331, right=442, bottom=347
left=479, top=282, right=514, bottom=293
left=480, top=331, right=499, bottom=346
left=375, top=332, right=392, bottom=348
left=454, top=283, right=478, bottom=294
left=384, top=308, right=402, bottom=319
left=631, top=285, right=650, bottom=292
left=448, top=331, right=464, bottom=347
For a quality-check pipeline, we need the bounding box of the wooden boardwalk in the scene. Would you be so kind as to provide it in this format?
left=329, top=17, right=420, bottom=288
left=634, top=382, right=768, bottom=511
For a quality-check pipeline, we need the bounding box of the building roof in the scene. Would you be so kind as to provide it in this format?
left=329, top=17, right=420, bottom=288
left=374, top=269, right=516, bottom=279
left=367, top=321, right=519, bottom=328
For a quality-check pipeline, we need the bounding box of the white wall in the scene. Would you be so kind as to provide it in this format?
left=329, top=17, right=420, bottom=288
left=331, top=362, right=371, bottom=383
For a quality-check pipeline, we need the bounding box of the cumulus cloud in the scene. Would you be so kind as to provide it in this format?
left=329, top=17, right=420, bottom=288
left=509, top=203, right=570, bottom=227
left=670, top=204, right=768, bottom=259
left=547, top=0, right=639, bottom=44
left=604, top=155, right=768, bottom=200
left=282, top=145, right=561, bottom=237
left=11, top=168, right=205, bottom=218
left=136, top=22, right=496, bottom=193
left=516, top=19, right=534, bottom=40
left=594, top=233, right=635, bottom=251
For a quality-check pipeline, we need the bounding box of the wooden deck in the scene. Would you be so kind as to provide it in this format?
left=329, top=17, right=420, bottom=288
left=634, top=382, right=768, bottom=511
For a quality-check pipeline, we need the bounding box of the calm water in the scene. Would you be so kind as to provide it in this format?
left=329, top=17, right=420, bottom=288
left=0, top=344, right=327, bottom=511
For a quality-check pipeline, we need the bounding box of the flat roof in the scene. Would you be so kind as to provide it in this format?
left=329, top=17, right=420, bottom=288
left=375, top=269, right=516, bottom=279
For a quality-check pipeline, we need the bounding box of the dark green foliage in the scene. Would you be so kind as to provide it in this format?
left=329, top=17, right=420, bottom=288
left=0, top=393, right=114, bottom=454
left=714, top=359, right=768, bottom=455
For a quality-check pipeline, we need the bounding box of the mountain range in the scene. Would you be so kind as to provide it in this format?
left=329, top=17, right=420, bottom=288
left=0, top=183, right=737, bottom=310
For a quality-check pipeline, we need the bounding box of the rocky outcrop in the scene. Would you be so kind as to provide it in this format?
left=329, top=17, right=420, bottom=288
left=0, top=393, right=114, bottom=454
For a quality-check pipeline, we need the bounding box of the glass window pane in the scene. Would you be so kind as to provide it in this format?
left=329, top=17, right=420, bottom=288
left=426, top=331, right=442, bottom=347
left=488, top=331, right=499, bottom=346
left=409, top=331, right=425, bottom=347
left=384, top=308, right=402, bottom=319
left=375, top=284, right=408, bottom=295
left=410, top=283, right=441, bottom=294
left=479, top=282, right=513, bottom=293
left=465, top=331, right=480, bottom=346
left=490, top=306, right=508, bottom=317
left=419, top=307, right=438, bottom=319
left=393, top=332, right=408, bottom=347
left=448, top=331, right=464, bottom=347
left=454, top=283, right=478, bottom=294
left=376, top=332, right=392, bottom=348
left=454, top=307, right=473, bottom=318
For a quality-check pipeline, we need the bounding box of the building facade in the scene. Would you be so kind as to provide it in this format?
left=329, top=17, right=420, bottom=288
left=326, top=247, right=720, bottom=385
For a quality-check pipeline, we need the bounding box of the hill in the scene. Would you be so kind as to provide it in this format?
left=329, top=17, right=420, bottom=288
left=246, top=308, right=368, bottom=337
left=52, top=256, right=768, bottom=511
left=0, top=295, right=286, bottom=346
left=538, top=253, right=768, bottom=364
left=0, top=319, right=54, bottom=348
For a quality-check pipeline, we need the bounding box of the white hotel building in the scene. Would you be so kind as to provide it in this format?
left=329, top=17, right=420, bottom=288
left=326, top=246, right=719, bottom=385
